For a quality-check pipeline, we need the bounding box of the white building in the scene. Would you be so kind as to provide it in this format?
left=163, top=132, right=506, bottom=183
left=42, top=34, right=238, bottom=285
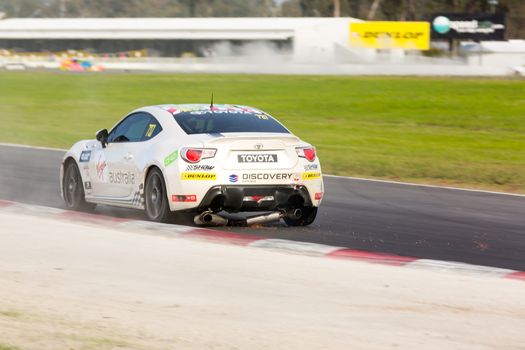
left=0, top=17, right=360, bottom=62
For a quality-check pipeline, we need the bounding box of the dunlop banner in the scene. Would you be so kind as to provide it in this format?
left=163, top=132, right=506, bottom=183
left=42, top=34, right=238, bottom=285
left=349, top=21, right=430, bottom=50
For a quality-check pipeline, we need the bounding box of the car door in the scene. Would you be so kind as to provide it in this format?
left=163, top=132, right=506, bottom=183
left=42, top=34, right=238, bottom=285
left=90, top=112, right=154, bottom=199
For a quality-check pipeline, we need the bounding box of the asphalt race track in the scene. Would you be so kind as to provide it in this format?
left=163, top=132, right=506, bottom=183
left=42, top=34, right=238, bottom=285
left=1, top=144, right=524, bottom=271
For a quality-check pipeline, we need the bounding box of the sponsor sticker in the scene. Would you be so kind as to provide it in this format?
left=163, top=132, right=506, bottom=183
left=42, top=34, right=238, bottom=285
left=162, top=105, right=264, bottom=116
left=79, top=150, right=91, bottom=162
left=242, top=173, right=293, bottom=183
left=84, top=181, right=92, bottom=190
left=181, top=172, right=217, bottom=180
left=109, top=170, right=135, bottom=185
left=192, top=109, right=255, bottom=115
left=96, top=153, right=108, bottom=181
left=229, top=174, right=239, bottom=183
left=172, top=194, right=197, bottom=202
left=186, top=164, right=215, bottom=171
left=164, top=150, right=178, bottom=167
left=315, top=192, right=324, bottom=200
left=304, top=164, right=319, bottom=171
left=238, top=154, right=277, bottom=163
left=302, top=172, right=321, bottom=180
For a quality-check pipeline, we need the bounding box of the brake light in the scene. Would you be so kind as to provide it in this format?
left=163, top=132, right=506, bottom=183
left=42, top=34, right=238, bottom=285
left=185, top=149, right=202, bottom=163
left=296, top=147, right=316, bottom=162
left=181, top=148, right=216, bottom=163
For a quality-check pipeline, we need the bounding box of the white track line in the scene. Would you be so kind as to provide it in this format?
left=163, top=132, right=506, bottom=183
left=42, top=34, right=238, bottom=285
left=248, top=239, right=343, bottom=256
left=1, top=142, right=524, bottom=198
left=0, top=142, right=67, bottom=152
left=324, top=174, right=525, bottom=198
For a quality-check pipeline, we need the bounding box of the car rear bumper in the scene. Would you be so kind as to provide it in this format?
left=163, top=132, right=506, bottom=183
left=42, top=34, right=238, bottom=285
left=197, top=185, right=314, bottom=213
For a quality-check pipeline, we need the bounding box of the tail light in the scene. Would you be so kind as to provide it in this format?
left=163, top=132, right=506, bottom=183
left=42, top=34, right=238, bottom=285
left=181, top=148, right=216, bottom=163
left=296, top=146, right=316, bottom=162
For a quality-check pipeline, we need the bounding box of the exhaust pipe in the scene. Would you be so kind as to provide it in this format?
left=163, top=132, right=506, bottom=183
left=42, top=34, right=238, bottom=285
left=287, top=208, right=302, bottom=220
left=246, top=211, right=283, bottom=226
left=245, top=209, right=303, bottom=226
left=195, top=208, right=305, bottom=227
left=194, top=211, right=228, bottom=226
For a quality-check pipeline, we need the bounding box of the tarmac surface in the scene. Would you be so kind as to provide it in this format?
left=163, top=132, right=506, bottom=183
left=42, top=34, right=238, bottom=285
left=1, top=144, right=524, bottom=271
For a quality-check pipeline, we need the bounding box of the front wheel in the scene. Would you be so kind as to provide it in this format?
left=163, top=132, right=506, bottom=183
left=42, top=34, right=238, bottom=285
left=283, top=206, right=318, bottom=226
left=62, top=161, right=96, bottom=211
left=144, top=168, right=172, bottom=223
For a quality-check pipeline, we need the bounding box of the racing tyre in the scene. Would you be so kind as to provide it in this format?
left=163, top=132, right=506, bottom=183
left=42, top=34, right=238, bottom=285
left=62, top=161, right=96, bottom=211
left=283, top=206, right=318, bottom=226
left=144, top=168, right=171, bottom=223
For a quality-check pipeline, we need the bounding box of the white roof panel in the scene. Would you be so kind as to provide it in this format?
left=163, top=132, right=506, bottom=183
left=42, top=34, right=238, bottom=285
left=0, top=17, right=357, bottom=40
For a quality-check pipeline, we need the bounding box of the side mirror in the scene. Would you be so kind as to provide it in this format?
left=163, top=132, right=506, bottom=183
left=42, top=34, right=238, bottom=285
left=96, top=129, right=109, bottom=148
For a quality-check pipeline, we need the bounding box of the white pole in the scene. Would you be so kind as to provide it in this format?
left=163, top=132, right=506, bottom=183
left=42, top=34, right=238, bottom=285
left=59, top=0, right=67, bottom=17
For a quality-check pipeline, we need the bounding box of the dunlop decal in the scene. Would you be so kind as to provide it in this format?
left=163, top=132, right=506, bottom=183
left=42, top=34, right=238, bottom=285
left=302, top=172, right=321, bottom=180
left=181, top=172, right=217, bottom=180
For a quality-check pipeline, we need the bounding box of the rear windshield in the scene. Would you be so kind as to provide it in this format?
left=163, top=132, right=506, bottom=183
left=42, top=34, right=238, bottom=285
left=174, top=110, right=290, bottom=135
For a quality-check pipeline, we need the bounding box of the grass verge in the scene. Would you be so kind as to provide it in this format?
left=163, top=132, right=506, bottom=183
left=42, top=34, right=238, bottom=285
left=0, top=71, right=524, bottom=192
left=0, top=344, right=22, bottom=350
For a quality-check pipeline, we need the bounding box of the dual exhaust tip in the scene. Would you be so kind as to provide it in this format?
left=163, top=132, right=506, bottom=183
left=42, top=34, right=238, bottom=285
left=194, top=208, right=303, bottom=227
left=194, top=212, right=228, bottom=226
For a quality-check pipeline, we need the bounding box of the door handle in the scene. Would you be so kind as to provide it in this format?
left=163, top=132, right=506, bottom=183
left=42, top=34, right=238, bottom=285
left=124, top=153, right=134, bottom=161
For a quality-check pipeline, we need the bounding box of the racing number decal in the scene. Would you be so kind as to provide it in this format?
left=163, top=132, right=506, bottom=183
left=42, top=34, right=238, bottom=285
left=145, top=124, right=156, bottom=138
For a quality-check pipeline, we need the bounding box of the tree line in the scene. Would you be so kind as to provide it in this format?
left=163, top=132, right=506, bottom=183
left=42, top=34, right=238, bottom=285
left=0, top=0, right=523, bottom=37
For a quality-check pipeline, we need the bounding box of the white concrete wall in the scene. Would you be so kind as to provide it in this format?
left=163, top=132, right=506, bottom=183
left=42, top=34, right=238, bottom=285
left=293, top=18, right=361, bottom=63
left=467, top=52, right=525, bottom=67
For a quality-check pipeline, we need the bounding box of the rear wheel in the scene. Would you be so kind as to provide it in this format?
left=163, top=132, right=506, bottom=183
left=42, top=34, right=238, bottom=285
left=144, top=168, right=171, bottom=223
left=62, top=161, right=96, bottom=211
left=283, top=206, right=318, bottom=226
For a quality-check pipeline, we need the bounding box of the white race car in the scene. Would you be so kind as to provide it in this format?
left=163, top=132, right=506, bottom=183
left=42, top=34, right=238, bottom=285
left=60, top=104, right=323, bottom=226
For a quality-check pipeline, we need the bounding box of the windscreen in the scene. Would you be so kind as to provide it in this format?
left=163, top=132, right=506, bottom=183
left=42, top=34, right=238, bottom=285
left=174, top=110, right=290, bottom=135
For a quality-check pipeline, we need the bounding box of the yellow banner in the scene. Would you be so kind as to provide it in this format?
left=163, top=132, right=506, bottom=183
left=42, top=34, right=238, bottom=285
left=180, top=172, right=217, bottom=180
left=349, top=21, right=430, bottom=50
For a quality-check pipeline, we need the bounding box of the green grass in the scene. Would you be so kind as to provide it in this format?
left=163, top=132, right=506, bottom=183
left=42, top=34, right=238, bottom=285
left=0, top=343, right=22, bottom=350
left=0, top=71, right=524, bottom=192
left=0, top=309, right=23, bottom=319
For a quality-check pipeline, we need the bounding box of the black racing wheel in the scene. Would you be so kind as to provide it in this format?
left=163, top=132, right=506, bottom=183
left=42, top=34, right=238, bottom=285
left=144, top=167, right=172, bottom=222
left=283, top=206, right=318, bottom=226
left=62, top=160, right=96, bottom=211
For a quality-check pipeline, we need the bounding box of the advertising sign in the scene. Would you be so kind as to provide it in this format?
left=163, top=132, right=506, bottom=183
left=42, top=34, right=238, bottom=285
left=349, top=21, right=430, bottom=50
left=431, top=14, right=505, bottom=40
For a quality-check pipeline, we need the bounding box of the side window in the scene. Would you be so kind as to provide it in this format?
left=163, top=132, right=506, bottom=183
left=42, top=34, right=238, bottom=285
left=108, top=113, right=162, bottom=143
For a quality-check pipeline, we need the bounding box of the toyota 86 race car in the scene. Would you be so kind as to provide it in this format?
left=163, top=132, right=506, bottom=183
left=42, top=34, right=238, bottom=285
left=60, top=104, right=324, bottom=226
